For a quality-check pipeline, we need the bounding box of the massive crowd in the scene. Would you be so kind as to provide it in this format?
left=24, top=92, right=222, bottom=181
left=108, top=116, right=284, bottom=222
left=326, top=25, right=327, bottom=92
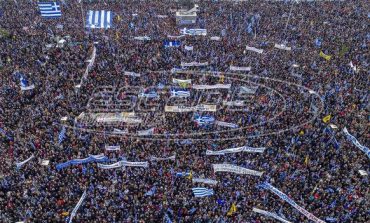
left=0, top=0, right=368, bottom=222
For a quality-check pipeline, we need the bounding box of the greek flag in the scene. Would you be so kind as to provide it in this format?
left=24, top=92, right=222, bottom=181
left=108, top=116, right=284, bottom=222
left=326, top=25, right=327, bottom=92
left=192, top=187, right=214, bottom=197
left=144, top=186, right=156, bottom=196
left=176, top=172, right=190, bottom=177
left=86, top=10, right=112, bottom=29
left=164, top=40, right=181, bottom=48
left=58, top=126, right=66, bottom=144
left=18, top=73, right=35, bottom=91
left=194, top=115, right=215, bottom=126
left=38, top=2, right=62, bottom=18
left=315, top=38, right=322, bottom=47
left=138, top=91, right=158, bottom=98
left=170, top=89, right=190, bottom=98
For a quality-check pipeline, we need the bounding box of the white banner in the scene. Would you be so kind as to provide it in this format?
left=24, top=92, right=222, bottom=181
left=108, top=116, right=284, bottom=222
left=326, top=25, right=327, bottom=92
left=343, top=127, right=370, bottom=159
left=215, top=121, right=238, bottom=128
left=210, top=36, right=221, bottom=41
left=192, top=84, right=231, bottom=90
left=97, top=162, right=123, bottom=169
left=192, top=178, right=218, bottom=185
left=124, top=71, right=141, bottom=77
left=133, top=36, right=151, bottom=41
left=171, top=67, right=183, bottom=74
left=230, top=65, right=251, bottom=71
left=121, top=161, right=149, bottom=168
left=94, top=113, right=142, bottom=123
left=98, top=160, right=148, bottom=169
left=165, top=104, right=217, bottom=112
left=274, top=44, right=292, bottom=51
left=245, top=46, right=264, bottom=54
left=137, top=127, right=155, bottom=136
left=181, top=61, right=209, bottom=67
left=172, top=78, right=192, bottom=84
left=260, top=182, right=325, bottom=223
left=157, top=15, right=168, bottom=18
left=252, top=208, right=292, bottom=223
left=213, top=164, right=263, bottom=177
left=150, top=155, right=176, bottom=161
left=105, top=145, right=120, bottom=151
left=206, top=146, right=266, bottom=155
left=184, top=45, right=193, bottom=51
left=16, top=154, right=35, bottom=169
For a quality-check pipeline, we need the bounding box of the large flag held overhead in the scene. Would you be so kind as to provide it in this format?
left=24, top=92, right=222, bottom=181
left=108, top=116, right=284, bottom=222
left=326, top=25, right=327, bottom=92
left=192, top=187, right=214, bottom=197
left=194, top=115, right=215, bottom=126
left=38, top=2, right=62, bottom=18
left=86, top=10, right=113, bottom=29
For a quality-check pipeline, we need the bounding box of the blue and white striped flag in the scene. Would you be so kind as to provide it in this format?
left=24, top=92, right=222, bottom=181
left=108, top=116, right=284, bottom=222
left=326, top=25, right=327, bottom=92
left=58, top=126, right=66, bottom=144
left=86, top=10, right=113, bottom=29
left=170, top=89, right=190, bottom=98
left=38, top=2, right=62, bottom=18
left=164, top=40, right=181, bottom=48
left=192, top=187, right=214, bottom=197
left=194, top=115, right=215, bottom=126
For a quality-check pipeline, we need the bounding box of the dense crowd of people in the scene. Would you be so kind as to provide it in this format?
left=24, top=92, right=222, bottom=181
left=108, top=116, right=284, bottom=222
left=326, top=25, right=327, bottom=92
left=0, top=0, right=368, bottom=222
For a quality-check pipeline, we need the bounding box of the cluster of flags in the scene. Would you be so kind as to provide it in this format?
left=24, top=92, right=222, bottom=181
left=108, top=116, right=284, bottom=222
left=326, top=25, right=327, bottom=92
left=38, top=3, right=113, bottom=29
